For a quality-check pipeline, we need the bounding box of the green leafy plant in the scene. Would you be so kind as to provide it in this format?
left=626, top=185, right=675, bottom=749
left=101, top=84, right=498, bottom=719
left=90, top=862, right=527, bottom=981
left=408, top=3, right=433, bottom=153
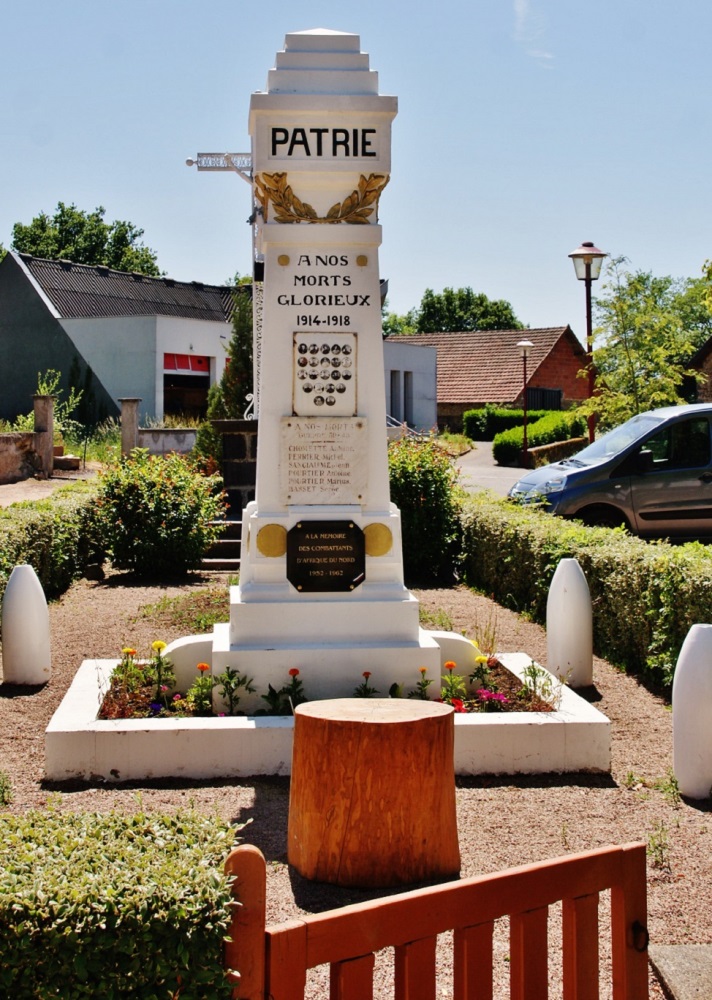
left=353, top=670, right=379, bottom=697
left=519, top=661, right=562, bottom=708
left=0, top=770, right=12, bottom=807
left=186, top=662, right=216, bottom=715
left=469, top=654, right=494, bottom=688
left=440, top=660, right=467, bottom=705
left=96, top=449, right=227, bottom=576
left=216, top=665, right=256, bottom=715
left=409, top=666, right=434, bottom=700
left=258, top=668, right=308, bottom=715
left=388, top=436, right=464, bottom=585
left=647, top=820, right=672, bottom=872
left=0, top=807, right=237, bottom=998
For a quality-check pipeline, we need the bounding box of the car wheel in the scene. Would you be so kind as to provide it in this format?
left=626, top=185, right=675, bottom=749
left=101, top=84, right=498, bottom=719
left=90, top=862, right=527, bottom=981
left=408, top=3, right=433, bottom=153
left=576, top=506, right=630, bottom=531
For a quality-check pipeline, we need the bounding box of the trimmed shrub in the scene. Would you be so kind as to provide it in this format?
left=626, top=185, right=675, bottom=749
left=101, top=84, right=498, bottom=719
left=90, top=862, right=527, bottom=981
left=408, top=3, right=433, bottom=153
left=96, top=450, right=227, bottom=577
left=492, top=411, right=587, bottom=466
left=388, top=437, right=464, bottom=585
left=0, top=808, right=237, bottom=998
left=0, top=480, right=105, bottom=627
left=459, top=492, right=712, bottom=689
left=463, top=406, right=551, bottom=441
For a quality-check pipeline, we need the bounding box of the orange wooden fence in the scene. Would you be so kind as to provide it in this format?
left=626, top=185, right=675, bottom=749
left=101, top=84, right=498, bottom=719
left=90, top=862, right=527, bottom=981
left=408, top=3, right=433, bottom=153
left=224, top=841, right=648, bottom=1000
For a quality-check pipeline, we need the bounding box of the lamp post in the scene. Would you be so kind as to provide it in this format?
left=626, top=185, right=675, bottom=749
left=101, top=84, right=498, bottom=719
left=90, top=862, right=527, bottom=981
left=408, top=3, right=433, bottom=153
left=517, top=339, right=534, bottom=467
left=568, top=241, right=607, bottom=443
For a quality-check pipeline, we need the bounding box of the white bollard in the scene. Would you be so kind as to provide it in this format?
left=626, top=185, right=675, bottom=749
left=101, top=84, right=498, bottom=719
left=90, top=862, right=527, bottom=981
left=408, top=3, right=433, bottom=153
left=546, top=557, right=593, bottom=687
left=1, top=565, right=51, bottom=685
left=673, top=623, right=712, bottom=800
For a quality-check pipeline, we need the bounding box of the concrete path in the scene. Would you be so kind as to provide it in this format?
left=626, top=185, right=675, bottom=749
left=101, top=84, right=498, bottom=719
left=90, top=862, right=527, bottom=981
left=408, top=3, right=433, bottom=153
left=455, top=441, right=523, bottom=497
left=0, top=470, right=98, bottom=508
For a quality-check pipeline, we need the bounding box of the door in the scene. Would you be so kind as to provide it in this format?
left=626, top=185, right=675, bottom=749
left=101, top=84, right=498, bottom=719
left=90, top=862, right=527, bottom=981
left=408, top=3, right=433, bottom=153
left=630, top=415, right=712, bottom=536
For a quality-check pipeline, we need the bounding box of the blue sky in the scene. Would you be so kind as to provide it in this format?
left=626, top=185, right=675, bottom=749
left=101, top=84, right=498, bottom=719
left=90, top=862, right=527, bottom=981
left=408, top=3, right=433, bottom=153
left=2, top=1, right=710, bottom=342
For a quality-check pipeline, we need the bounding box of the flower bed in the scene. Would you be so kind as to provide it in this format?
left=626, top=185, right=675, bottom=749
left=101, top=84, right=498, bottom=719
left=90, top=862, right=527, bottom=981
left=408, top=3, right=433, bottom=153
left=46, top=653, right=611, bottom=781
left=96, top=647, right=557, bottom=721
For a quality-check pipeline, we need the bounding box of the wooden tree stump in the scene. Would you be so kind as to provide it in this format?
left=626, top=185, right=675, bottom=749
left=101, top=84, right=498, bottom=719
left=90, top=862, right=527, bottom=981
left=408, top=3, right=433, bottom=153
left=287, top=698, right=460, bottom=888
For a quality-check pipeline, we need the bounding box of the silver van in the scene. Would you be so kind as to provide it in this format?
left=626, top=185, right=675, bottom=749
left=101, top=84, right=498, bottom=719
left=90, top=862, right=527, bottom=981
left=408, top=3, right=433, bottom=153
left=508, top=404, right=712, bottom=538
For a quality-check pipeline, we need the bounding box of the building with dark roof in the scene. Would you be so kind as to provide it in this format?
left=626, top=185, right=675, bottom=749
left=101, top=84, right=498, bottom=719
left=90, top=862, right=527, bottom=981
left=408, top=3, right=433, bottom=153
left=0, top=252, right=236, bottom=422
left=387, top=326, right=587, bottom=430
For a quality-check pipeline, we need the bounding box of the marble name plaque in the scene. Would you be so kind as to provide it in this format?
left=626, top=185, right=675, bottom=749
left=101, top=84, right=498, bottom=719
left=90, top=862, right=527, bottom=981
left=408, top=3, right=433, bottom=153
left=280, top=416, right=367, bottom=505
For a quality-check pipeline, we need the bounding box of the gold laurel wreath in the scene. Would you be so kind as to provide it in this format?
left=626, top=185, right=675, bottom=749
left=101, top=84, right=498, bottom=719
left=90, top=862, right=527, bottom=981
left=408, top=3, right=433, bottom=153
left=254, top=172, right=389, bottom=224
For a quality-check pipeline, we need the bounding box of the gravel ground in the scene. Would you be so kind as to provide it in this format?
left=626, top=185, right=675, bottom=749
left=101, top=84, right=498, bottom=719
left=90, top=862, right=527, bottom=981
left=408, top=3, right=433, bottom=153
left=1, top=569, right=710, bottom=997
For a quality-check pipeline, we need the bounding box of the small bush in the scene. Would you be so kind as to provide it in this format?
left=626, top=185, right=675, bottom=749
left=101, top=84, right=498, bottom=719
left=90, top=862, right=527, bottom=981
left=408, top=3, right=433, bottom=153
left=492, top=411, right=587, bottom=466
left=0, top=481, right=105, bottom=629
left=0, top=808, right=237, bottom=998
left=96, top=449, right=227, bottom=577
left=463, top=406, right=551, bottom=441
left=388, top=437, right=464, bottom=585
left=459, top=492, right=712, bottom=689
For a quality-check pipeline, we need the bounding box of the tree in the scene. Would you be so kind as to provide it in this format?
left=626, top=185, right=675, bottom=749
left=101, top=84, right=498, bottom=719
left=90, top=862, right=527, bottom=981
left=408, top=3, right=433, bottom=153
left=413, top=286, right=524, bottom=333
left=11, top=202, right=161, bottom=275
left=579, top=257, right=712, bottom=429
left=193, top=284, right=253, bottom=464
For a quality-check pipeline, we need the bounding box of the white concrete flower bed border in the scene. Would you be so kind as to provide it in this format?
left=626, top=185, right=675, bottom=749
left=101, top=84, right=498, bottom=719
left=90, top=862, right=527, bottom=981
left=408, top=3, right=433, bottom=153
left=45, top=653, right=610, bottom=782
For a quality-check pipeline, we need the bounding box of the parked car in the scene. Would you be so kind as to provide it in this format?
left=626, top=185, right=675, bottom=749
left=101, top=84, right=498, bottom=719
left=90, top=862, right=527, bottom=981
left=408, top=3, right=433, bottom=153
left=508, top=404, right=712, bottom=538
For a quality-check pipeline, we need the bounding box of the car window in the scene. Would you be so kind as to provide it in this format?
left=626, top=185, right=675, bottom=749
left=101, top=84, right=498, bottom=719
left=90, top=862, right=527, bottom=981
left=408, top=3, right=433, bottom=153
left=642, top=417, right=711, bottom=471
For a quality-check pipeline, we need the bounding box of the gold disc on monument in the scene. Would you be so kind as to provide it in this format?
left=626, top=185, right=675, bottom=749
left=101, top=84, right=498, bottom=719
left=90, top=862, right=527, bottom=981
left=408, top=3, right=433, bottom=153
left=256, top=524, right=287, bottom=557
left=364, top=523, right=393, bottom=557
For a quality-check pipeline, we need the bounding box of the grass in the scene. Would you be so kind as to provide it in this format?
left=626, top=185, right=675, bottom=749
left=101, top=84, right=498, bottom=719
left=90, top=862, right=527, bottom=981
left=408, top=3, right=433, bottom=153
left=136, top=582, right=235, bottom=633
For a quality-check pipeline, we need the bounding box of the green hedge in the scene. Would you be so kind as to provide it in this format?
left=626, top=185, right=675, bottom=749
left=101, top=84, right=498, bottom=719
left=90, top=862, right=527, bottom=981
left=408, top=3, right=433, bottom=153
left=492, top=411, right=587, bottom=466
left=462, top=406, right=551, bottom=441
left=0, top=808, right=237, bottom=998
left=0, top=481, right=105, bottom=627
left=459, top=492, right=712, bottom=690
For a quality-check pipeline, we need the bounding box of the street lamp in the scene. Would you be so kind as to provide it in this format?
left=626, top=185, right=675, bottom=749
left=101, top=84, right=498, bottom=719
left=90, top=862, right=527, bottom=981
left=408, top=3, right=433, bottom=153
left=568, top=241, right=607, bottom=443
left=517, top=339, right=534, bottom=467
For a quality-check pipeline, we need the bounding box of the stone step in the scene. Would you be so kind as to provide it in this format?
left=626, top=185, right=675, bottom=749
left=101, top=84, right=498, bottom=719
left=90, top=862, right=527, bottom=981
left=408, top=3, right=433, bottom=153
left=202, top=520, right=241, bottom=571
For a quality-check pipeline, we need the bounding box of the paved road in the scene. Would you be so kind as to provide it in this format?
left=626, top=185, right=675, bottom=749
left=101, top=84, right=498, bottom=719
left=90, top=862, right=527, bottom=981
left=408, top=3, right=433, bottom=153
left=455, top=441, right=523, bottom=497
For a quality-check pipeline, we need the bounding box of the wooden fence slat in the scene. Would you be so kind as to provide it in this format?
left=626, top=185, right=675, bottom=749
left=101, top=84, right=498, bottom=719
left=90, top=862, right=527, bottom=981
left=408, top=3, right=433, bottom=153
left=224, top=845, right=266, bottom=1000
left=453, top=922, right=494, bottom=1000
left=330, top=953, right=375, bottom=1000
left=266, top=921, right=309, bottom=1000
left=562, top=894, right=599, bottom=1000
left=510, top=907, right=549, bottom=1000
left=394, top=936, right=437, bottom=1000
left=611, top=843, right=649, bottom=1000
left=303, top=845, right=629, bottom=968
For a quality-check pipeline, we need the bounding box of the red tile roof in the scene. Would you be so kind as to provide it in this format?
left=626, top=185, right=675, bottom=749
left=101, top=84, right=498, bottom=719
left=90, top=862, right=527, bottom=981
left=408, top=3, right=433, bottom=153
left=16, top=254, right=235, bottom=322
left=388, top=327, right=584, bottom=404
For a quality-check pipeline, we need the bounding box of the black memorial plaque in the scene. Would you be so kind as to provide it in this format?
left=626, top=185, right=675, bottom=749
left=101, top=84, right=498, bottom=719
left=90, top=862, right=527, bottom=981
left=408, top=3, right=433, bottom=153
left=287, top=520, right=365, bottom=593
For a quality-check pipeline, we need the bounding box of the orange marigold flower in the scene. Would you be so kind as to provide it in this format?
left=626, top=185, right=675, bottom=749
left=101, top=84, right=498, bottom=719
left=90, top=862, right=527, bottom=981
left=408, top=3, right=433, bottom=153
left=363, top=671, right=371, bottom=679
left=444, top=660, right=456, bottom=671
left=289, top=668, right=300, bottom=677
left=197, top=662, right=210, bottom=673
left=419, top=667, right=427, bottom=675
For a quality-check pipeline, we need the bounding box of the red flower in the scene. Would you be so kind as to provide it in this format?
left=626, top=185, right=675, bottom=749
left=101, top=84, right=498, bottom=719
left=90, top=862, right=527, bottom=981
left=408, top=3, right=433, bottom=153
left=451, top=698, right=467, bottom=713
left=289, top=668, right=300, bottom=677
left=363, top=671, right=371, bottom=679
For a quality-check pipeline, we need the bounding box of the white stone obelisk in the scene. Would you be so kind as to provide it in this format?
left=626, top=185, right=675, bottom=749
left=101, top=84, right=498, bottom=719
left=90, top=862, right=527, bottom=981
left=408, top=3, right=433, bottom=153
left=673, top=623, right=712, bottom=800
left=546, top=558, right=593, bottom=687
left=1, top=564, right=51, bottom=685
left=207, top=29, right=475, bottom=710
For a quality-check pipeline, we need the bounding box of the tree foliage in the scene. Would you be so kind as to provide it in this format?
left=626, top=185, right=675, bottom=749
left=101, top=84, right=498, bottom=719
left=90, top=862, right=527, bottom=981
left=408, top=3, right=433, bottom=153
left=193, top=284, right=254, bottom=463
left=383, top=286, right=524, bottom=335
left=11, top=201, right=161, bottom=275
left=579, top=257, right=712, bottom=429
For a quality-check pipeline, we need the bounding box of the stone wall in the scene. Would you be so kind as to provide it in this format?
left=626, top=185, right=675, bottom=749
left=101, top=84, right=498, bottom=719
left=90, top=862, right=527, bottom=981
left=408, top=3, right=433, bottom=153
left=0, top=433, right=43, bottom=483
